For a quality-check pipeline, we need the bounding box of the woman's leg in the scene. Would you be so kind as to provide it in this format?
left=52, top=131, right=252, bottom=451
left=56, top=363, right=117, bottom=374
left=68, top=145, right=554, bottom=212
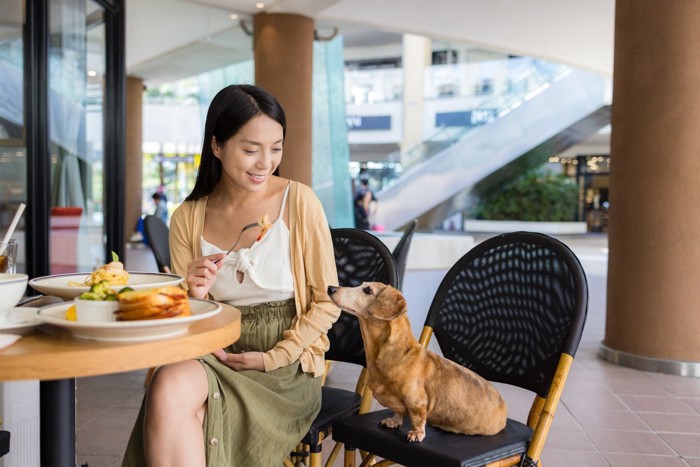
left=144, top=360, right=209, bottom=467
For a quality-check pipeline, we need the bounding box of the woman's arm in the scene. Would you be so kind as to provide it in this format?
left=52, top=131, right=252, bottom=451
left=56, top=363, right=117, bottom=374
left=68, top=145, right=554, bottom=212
left=262, top=184, right=341, bottom=374
left=169, top=205, right=195, bottom=284
left=169, top=202, right=223, bottom=298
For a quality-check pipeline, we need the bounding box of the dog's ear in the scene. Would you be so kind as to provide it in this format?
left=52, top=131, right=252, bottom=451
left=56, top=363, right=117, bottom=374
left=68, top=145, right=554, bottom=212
left=368, top=286, right=407, bottom=320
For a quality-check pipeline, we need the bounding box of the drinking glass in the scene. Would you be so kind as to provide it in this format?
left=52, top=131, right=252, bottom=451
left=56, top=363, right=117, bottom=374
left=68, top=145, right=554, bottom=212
left=0, top=239, right=18, bottom=274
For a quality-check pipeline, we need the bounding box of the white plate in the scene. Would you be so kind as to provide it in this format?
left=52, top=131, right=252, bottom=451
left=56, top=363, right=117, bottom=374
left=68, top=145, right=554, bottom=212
left=28, top=272, right=184, bottom=301
left=0, top=307, right=41, bottom=335
left=37, top=299, right=221, bottom=342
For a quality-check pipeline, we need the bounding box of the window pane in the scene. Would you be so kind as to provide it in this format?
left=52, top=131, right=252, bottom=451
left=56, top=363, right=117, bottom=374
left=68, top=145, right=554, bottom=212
left=0, top=1, right=27, bottom=273
left=49, top=0, right=106, bottom=273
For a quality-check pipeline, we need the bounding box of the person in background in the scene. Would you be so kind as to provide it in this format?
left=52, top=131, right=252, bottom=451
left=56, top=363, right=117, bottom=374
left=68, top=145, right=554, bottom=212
left=122, top=84, right=340, bottom=467
left=355, top=178, right=378, bottom=229
left=353, top=192, right=370, bottom=229
left=152, top=192, right=168, bottom=224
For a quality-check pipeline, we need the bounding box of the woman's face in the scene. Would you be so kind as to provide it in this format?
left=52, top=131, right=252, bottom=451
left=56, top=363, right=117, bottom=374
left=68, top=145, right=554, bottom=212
left=213, top=114, right=284, bottom=191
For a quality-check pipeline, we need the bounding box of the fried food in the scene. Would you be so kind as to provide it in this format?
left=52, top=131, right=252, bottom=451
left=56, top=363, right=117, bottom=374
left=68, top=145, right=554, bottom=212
left=256, top=214, right=272, bottom=242
left=116, top=286, right=190, bottom=321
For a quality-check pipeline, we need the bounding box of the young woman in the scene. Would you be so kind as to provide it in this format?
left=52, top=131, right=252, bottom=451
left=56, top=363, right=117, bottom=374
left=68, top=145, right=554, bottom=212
left=123, top=85, right=340, bottom=466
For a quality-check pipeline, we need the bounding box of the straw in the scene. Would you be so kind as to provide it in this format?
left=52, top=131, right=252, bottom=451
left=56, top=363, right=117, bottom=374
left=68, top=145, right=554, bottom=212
left=0, top=203, right=26, bottom=257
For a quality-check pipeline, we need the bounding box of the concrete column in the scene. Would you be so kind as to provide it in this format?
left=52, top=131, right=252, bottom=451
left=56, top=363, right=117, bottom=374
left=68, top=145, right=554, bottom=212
left=253, top=13, right=314, bottom=186
left=601, top=0, right=700, bottom=373
left=125, top=76, right=143, bottom=241
left=401, top=34, right=431, bottom=157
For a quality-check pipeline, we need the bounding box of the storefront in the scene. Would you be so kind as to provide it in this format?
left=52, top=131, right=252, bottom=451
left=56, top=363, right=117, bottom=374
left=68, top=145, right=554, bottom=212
left=576, top=154, right=610, bottom=232
left=0, top=0, right=125, bottom=277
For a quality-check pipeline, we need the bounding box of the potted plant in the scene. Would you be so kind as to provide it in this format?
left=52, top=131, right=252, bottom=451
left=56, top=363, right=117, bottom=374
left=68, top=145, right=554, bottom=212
left=471, top=169, right=578, bottom=222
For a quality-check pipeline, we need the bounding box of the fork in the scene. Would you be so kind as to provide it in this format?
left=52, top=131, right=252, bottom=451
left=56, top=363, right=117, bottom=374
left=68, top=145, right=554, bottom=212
left=214, top=221, right=260, bottom=264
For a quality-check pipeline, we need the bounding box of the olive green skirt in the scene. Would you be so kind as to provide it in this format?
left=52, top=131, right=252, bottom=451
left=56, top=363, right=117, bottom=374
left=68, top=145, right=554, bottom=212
left=122, top=299, right=322, bottom=466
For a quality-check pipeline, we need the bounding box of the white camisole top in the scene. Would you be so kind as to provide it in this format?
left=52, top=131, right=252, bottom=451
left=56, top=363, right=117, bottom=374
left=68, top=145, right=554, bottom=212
left=200, top=184, right=294, bottom=306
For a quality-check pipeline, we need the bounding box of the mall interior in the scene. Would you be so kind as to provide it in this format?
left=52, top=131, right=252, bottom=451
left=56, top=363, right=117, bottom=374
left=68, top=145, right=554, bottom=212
left=2, top=0, right=700, bottom=466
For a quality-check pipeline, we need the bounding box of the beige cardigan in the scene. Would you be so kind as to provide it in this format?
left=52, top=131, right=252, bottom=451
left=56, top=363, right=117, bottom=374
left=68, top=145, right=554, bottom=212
left=169, top=180, right=340, bottom=377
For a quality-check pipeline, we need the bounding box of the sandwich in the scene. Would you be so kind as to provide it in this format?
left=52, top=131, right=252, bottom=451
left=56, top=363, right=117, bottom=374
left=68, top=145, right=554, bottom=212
left=116, top=286, right=190, bottom=321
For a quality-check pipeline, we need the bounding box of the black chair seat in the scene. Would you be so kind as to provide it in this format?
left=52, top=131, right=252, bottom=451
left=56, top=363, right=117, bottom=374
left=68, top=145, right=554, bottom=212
left=333, top=409, right=533, bottom=467
left=301, top=387, right=362, bottom=446
left=0, top=430, right=9, bottom=457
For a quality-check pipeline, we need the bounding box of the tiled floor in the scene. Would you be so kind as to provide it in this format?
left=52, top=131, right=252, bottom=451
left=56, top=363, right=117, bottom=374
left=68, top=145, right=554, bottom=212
left=74, top=234, right=700, bottom=467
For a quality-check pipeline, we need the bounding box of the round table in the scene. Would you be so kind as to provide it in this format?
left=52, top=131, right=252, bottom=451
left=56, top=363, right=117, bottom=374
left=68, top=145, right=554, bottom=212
left=1, top=303, right=241, bottom=380
left=0, top=299, right=240, bottom=466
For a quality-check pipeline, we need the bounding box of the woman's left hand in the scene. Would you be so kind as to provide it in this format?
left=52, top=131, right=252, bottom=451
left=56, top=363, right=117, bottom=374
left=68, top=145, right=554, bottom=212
left=212, top=349, right=264, bottom=371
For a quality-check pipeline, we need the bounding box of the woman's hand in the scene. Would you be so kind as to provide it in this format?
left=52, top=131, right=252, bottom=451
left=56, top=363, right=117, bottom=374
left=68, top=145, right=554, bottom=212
left=212, top=350, right=265, bottom=371
left=186, top=253, right=225, bottom=299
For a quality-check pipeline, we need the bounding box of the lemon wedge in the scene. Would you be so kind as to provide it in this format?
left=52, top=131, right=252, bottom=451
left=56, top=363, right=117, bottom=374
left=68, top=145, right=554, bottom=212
left=66, top=304, right=77, bottom=321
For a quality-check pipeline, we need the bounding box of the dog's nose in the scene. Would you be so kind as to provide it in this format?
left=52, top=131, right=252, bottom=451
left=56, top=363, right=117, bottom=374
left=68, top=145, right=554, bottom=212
left=327, top=286, right=338, bottom=295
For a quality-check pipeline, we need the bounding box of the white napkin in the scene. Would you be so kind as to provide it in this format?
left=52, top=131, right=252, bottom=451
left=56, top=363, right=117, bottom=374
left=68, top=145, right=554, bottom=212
left=0, top=334, right=21, bottom=351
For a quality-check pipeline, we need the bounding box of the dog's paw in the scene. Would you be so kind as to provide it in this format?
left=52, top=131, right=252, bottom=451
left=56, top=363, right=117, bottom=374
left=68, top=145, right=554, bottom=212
left=406, top=430, right=425, bottom=442
left=379, top=416, right=403, bottom=429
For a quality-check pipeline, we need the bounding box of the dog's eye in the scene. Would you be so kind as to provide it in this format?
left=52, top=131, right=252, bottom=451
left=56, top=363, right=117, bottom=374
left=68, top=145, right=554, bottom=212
left=362, top=286, right=373, bottom=295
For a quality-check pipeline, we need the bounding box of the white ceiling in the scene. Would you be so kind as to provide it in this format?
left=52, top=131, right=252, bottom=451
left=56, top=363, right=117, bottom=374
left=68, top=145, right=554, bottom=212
left=126, top=0, right=615, bottom=85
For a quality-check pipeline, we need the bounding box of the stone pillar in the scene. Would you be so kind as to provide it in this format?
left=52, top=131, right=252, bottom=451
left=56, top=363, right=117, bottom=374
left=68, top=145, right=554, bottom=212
left=601, top=0, right=700, bottom=374
left=125, top=76, right=143, bottom=241
left=253, top=13, right=314, bottom=186
left=401, top=34, right=431, bottom=156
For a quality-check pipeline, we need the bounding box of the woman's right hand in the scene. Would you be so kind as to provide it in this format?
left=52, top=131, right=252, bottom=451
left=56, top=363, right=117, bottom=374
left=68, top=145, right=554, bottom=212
left=186, top=253, right=225, bottom=299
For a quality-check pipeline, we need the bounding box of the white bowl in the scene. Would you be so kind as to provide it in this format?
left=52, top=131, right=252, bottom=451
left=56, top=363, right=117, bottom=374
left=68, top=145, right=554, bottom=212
left=0, top=273, right=28, bottom=319
left=74, top=298, right=119, bottom=323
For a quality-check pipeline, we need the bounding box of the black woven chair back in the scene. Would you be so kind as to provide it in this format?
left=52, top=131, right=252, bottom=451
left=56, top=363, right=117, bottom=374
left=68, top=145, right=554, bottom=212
left=391, top=219, right=418, bottom=290
left=327, top=228, right=399, bottom=367
left=425, top=231, right=588, bottom=397
left=143, top=215, right=171, bottom=273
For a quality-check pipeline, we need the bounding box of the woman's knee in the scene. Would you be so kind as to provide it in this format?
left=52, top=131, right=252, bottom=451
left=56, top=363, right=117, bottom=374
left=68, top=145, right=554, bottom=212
left=147, top=360, right=208, bottom=414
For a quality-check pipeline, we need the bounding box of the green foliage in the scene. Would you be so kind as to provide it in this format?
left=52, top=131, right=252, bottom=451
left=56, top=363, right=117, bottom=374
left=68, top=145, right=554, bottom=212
left=472, top=170, right=578, bottom=222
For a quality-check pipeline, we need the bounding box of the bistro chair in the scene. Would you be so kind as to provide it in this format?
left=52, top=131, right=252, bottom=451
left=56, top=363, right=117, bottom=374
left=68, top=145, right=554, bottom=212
left=142, top=215, right=172, bottom=387
left=333, top=231, right=588, bottom=467
left=288, top=228, right=399, bottom=467
left=143, top=215, right=171, bottom=274
left=391, top=219, right=418, bottom=290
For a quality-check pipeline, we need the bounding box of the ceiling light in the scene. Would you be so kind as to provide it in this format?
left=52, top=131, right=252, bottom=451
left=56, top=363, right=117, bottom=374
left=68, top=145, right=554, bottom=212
left=255, top=2, right=265, bottom=9
left=229, top=13, right=238, bottom=20
left=87, top=70, right=97, bottom=77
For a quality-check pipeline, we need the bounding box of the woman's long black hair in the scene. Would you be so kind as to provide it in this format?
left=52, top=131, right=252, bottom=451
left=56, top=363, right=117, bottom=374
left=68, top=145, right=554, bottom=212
left=186, top=84, right=287, bottom=201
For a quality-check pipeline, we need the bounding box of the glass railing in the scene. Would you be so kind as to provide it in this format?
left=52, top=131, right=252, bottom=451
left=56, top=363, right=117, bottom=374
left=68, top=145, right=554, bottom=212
left=383, top=59, right=572, bottom=188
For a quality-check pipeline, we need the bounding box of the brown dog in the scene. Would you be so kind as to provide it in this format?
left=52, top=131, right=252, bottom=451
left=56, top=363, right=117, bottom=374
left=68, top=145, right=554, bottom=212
left=327, top=282, right=507, bottom=442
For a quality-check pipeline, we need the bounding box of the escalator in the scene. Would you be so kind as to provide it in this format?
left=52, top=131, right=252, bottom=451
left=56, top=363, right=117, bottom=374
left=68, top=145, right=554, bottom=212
left=374, top=67, right=611, bottom=231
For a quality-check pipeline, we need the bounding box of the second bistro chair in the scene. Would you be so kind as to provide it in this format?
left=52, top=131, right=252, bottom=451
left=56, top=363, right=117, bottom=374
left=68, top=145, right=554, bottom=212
left=391, top=219, right=418, bottom=290
left=143, top=215, right=171, bottom=273
left=333, top=231, right=588, bottom=467
left=288, top=228, right=399, bottom=467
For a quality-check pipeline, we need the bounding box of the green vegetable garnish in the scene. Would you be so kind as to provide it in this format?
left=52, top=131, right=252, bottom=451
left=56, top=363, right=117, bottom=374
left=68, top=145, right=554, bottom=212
left=77, top=292, right=102, bottom=301
left=111, top=251, right=119, bottom=263
left=78, top=280, right=118, bottom=301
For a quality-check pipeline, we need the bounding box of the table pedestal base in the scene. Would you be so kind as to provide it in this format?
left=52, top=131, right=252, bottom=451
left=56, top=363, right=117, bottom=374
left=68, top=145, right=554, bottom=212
left=41, top=379, right=76, bottom=467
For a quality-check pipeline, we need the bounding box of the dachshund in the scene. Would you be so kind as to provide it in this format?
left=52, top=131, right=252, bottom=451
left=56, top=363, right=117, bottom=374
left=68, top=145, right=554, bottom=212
left=327, top=282, right=507, bottom=442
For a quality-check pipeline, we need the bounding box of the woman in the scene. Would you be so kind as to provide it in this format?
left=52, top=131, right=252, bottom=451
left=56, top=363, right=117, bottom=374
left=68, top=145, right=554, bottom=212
left=123, top=85, right=340, bottom=466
